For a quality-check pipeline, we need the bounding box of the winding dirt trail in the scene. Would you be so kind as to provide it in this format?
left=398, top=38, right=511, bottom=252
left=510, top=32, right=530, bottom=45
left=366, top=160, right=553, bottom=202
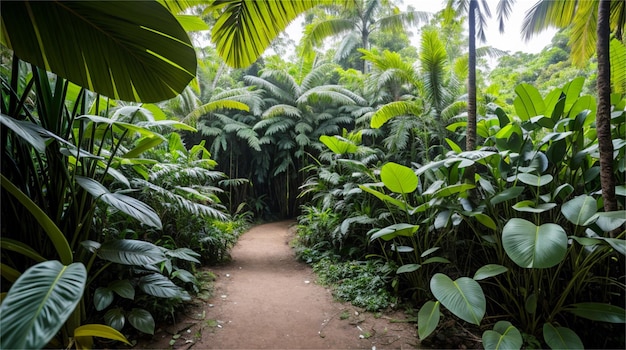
left=144, top=221, right=419, bottom=350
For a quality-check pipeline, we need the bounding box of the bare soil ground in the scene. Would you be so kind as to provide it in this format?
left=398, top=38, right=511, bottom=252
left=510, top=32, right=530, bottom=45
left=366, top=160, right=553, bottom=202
left=140, top=221, right=420, bottom=350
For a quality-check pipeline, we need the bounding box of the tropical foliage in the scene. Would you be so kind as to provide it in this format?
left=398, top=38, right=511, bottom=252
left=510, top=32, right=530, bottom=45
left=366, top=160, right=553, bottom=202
left=1, top=0, right=625, bottom=349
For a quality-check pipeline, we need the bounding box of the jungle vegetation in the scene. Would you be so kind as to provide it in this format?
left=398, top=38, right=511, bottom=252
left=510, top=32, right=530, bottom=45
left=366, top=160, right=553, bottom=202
left=0, top=0, right=624, bottom=349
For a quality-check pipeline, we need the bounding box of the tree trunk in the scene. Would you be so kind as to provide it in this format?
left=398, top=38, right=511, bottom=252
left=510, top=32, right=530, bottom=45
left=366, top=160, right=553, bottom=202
left=596, top=0, right=617, bottom=236
left=466, top=0, right=477, bottom=152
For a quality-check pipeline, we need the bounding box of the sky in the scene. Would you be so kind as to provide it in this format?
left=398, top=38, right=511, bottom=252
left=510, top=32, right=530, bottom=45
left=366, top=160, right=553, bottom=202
left=282, top=0, right=558, bottom=55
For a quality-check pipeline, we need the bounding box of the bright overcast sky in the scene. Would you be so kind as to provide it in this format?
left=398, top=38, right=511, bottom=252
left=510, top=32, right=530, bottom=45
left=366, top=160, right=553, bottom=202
left=284, top=0, right=558, bottom=55
left=406, top=0, right=558, bottom=54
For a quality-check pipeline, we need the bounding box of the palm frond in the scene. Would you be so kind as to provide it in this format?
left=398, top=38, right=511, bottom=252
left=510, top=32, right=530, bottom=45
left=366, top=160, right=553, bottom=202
left=495, top=0, right=515, bottom=33
left=375, top=10, right=430, bottom=31
left=209, top=0, right=323, bottom=67
left=370, top=100, right=422, bottom=128
left=334, top=32, right=361, bottom=61
left=570, top=0, right=598, bottom=66
left=262, top=104, right=302, bottom=118
left=244, top=75, right=295, bottom=102
left=521, top=0, right=576, bottom=41
left=304, top=18, right=355, bottom=47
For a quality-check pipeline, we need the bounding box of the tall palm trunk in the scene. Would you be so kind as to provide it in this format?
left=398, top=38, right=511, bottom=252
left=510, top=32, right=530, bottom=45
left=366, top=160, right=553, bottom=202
left=596, top=0, right=617, bottom=236
left=466, top=0, right=477, bottom=152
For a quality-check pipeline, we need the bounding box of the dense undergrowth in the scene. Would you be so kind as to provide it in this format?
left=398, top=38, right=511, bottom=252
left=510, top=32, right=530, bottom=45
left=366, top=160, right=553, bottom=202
left=294, top=78, right=626, bottom=349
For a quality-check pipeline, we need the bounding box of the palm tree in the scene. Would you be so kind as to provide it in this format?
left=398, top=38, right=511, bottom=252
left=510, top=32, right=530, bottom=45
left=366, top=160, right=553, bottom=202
left=522, top=0, right=626, bottom=230
left=302, top=0, right=428, bottom=72
left=445, top=0, right=515, bottom=153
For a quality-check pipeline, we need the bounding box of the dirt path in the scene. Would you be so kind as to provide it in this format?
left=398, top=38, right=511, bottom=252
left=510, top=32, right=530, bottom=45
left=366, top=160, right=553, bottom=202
left=143, top=221, right=419, bottom=349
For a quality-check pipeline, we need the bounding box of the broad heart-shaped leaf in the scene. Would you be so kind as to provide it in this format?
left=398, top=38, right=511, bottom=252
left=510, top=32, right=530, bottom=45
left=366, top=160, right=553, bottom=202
left=209, top=0, right=321, bottom=68
left=104, top=308, right=126, bottom=331
left=502, top=219, right=568, bottom=268
left=473, top=264, right=508, bottom=281
left=380, top=162, right=418, bottom=194
left=98, top=239, right=166, bottom=266
left=1, top=1, right=196, bottom=102
left=128, top=308, right=155, bottom=335
left=418, top=300, right=440, bottom=340
left=319, top=135, right=358, bottom=154
left=94, top=287, right=115, bottom=311
left=108, top=279, right=135, bottom=300
left=0, top=261, right=86, bottom=350
left=76, top=176, right=162, bottom=229
left=430, top=273, right=486, bottom=325
left=565, top=303, right=626, bottom=323
left=482, top=321, right=523, bottom=350
left=543, top=323, right=583, bottom=350
left=369, top=223, right=419, bottom=242
left=561, top=195, right=597, bottom=226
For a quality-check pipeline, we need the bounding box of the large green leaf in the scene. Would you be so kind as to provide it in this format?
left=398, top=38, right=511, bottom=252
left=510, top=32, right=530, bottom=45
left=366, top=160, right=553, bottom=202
left=104, top=308, right=126, bottom=331
left=565, top=303, right=626, bottom=323
left=514, top=83, right=545, bottom=120
left=380, top=162, right=418, bottom=194
left=359, top=184, right=408, bottom=211
left=0, top=261, right=86, bottom=350
left=73, top=324, right=131, bottom=345
left=1, top=1, right=196, bottom=102
left=98, top=240, right=166, bottom=266
left=430, top=273, right=485, bottom=325
left=503, top=218, right=568, bottom=268
left=76, top=176, right=162, bottom=229
left=543, top=323, right=583, bottom=350
left=418, top=300, right=440, bottom=340
left=128, top=308, right=155, bottom=335
left=370, top=100, right=422, bottom=128
left=94, top=287, right=115, bottom=311
left=369, top=223, right=419, bottom=242
left=473, top=264, right=508, bottom=281
left=209, top=0, right=322, bottom=68
left=319, top=135, right=358, bottom=154
left=137, top=273, right=190, bottom=300
left=482, top=321, right=523, bottom=350
left=561, top=195, right=597, bottom=226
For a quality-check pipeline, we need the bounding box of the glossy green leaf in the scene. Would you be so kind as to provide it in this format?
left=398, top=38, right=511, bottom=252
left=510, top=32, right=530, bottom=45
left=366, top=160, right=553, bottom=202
left=473, top=213, right=497, bottom=230
left=516, top=173, right=553, bottom=187
left=561, top=195, right=597, bottom=226
left=0, top=114, right=51, bottom=153
left=319, top=135, right=358, bottom=154
left=0, top=261, right=86, bottom=350
left=138, top=273, right=189, bottom=300
left=482, top=321, right=523, bottom=350
left=430, top=273, right=485, bottom=325
left=421, top=247, right=441, bottom=257
left=369, top=223, right=419, bottom=241
left=108, top=280, right=135, bottom=300
left=590, top=211, right=626, bottom=232
left=94, top=287, right=114, bottom=311
left=397, top=264, right=421, bottom=274
left=418, top=301, right=440, bottom=340
left=434, top=183, right=475, bottom=198
left=502, top=219, right=568, bottom=268
left=104, top=308, right=125, bottom=331
left=359, top=184, right=408, bottom=211
left=128, top=308, right=155, bottom=335
left=380, top=162, right=418, bottom=194
left=421, top=257, right=450, bottom=264
left=1, top=1, right=196, bottom=102
left=514, top=83, right=545, bottom=120
left=512, top=201, right=557, bottom=213
left=76, top=176, right=162, bottom=229
left=473, top=264, right=508, bottom=281
left=565, top=303, right=626, bottom=323
left=490, top=186, right=525, bottom=206
left=543, top=323, right=583, bottom=350
left=98, top=239, right=166, bottom=266
left=74, top=324, right=131, bottom=345
left=603, top=238, right=626, bottom=256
